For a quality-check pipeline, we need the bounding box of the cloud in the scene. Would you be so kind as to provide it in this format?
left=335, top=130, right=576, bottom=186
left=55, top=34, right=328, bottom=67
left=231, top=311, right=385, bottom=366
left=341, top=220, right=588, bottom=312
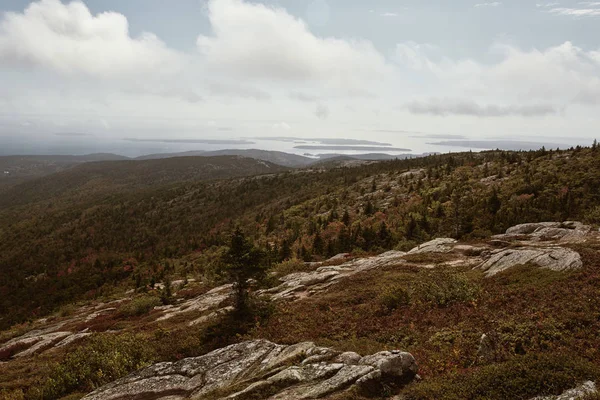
left=536, top=2, right=560, bottom=7
left=475, top=2, right=502, bottom=7
left=197, top=0, right=390, bottom=90
left=548, top=7, right=600, bottom=16
left=315, top=104, right=330, bottom=119
left=573, top=84, right=600, bottom=104
left=289, top=91, right=320, bottom=102
left=123, top=85, right=204, bottom=103
left=271, top=122, right=291, bottom=130
left=0, top=0, right=182, bottom=77
left=395, top=41, right=600, bottom=107
left=207, top=82, right=271, bottom=100
left=381, top=12, right=399, bottom=17
left=404, top=98, right=560, bottom=117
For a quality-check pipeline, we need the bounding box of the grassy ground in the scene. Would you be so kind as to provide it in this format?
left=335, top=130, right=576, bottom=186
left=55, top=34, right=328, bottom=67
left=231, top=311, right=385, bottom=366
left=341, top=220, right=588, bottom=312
left=2, top=245, right=600, bottom=399
left=246, top=245, right=600, bottom=398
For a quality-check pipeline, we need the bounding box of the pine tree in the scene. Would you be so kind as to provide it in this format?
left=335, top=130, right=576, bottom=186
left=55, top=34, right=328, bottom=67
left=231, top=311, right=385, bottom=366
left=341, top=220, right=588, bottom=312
left=364, top=201, right=375, bottom=216
left=342, top=209, right=351, bottom=226
left=313, top=232, right=325, bottom=255
left=279, top=238, right=292, bottom=261
left=221, top=228, right=266, bottom=315
left=488, top=189, right=501, bottom=215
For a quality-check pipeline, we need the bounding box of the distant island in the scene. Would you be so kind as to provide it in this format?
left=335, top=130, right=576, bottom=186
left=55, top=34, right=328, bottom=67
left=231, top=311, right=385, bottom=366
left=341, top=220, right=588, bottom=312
left=255, top=137, right=393, bottom=146
left=429, top=140, right=569, bottom=151
left=294, top=145, right=411, bottom=152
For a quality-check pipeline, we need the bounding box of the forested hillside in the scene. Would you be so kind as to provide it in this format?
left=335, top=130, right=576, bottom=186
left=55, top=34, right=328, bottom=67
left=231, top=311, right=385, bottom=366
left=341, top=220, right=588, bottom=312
left=1, top=146, right=600, bottom=329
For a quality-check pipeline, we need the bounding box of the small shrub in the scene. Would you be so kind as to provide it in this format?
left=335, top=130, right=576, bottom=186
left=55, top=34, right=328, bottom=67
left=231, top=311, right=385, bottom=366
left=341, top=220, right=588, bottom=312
left=58, top=303, right=78, bottom=318
left=395, top=240, right=418, bottom=252
left=411, top=270, right=481, bottom=307
left=0, top=389, right=25, bottom=400
left=117, top=295, right=161, bottom=317
left=272, top=259, right=312, bottom=277
left=404, top=353, right=600, bottom=400
left=379, top=285, right=411, bottom=312
left=28, top=333, right=155, bottom=400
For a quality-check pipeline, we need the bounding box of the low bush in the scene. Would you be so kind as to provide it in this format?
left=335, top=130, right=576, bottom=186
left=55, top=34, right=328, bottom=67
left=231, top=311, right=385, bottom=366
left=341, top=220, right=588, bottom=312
left=404, top=353, right=600, bottom=400
left=378, top=270, right=481, bottom=311
left=0, top=389, right=25, bottom=400
left=411, top=270, right=481, bottom=307
left=117, top=295, right=161, bottom=317
left=378, top=285, right=411, bottom=312
left=27, top=333, right=155, bottom=400
left=272, top=259, right=312, bottom=278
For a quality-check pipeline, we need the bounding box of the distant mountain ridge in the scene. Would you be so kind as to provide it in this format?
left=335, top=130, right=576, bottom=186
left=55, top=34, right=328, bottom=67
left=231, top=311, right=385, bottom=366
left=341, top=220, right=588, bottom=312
left=0, top=149, right=432, bottom=192
left=0, top=155, right=287, bottom=209
left=136, top=149, right=315, bottom=167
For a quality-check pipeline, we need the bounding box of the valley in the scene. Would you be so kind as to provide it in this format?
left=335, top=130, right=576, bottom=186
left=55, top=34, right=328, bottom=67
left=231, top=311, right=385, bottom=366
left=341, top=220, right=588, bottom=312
left=2, top=146, right=600, bottom=399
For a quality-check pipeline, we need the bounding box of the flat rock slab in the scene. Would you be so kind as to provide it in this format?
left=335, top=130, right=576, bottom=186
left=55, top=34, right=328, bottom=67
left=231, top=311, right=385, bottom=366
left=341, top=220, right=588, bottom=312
left=478, top=246, right=582, bottom=277
left=407, top=238, right=457, bottom=254
left=496, top=221, right=591, bottom=243
left=82, top=340, right=417, bottom=400
left=262, top=250, right=407, bottom=301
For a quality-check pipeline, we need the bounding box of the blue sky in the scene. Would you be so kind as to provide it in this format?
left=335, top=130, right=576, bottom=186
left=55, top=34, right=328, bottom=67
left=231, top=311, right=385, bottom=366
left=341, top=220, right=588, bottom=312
left=0, top=0, right=599, bottom=151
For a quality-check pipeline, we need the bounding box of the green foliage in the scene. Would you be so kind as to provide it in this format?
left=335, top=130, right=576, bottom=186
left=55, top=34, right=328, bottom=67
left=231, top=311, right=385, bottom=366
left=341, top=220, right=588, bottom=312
left=28, top=333, right=155, bottom=400
left=377, top=270, right=480, bottom=312
left=404, top=353, right=600, bottom=400
left=410, top=270, right=481, bottom=307
left=272, top=258, right=312, bottom=278
left=3, top=146, right=600, bottom=328
left=378, top=285, right=411, bottom=312
left=117, top=295, right=161, bottom=317
left=0, top=389, right=25, bottom=400
left=221, top=228, right=267, bottom=314
left=585, top=205, right=600, bottom=225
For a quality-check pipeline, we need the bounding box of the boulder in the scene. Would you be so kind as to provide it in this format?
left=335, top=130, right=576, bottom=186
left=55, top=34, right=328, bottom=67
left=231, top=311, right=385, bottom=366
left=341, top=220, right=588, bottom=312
left=407, top=238, right=457, bottom=254
left=530, top=381, right=596, bottom=400
left=499, top=222, right=591, bottom=243
left=81, top=340, right=417, bottom=400
left=476, top=333, right=498, bottom=364
left=478, top=247, right=582, bottom=277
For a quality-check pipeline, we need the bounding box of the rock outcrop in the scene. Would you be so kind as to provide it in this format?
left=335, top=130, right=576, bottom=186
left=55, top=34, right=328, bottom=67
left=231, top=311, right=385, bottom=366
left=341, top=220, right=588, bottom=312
left=495, top=221, right=591, bottom=243
left=530, top=381, right=597, bottom=400
left=1, top=221, right=592, bottom=363
left=478, top=246, right=582, bottom=277
left=82, top=340, right=418, bottom=400
left=407, top=238, right=457, bottom=254
left=260, top=250, right=407, bottom=301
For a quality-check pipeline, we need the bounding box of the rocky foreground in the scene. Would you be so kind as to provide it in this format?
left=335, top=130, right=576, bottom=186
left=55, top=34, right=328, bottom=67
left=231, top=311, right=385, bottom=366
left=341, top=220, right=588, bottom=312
left=1, top=221, right=599, bottom=399
left=82, top=340, right=417, bottom=400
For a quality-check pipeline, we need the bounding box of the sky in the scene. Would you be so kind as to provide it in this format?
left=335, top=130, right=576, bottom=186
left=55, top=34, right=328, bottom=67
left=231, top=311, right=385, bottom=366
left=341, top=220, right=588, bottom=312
left=0, top=0, right=599, bottom=154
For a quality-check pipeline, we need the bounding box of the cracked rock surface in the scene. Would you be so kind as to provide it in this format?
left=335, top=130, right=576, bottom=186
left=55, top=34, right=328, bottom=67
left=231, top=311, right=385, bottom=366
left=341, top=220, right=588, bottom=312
left=82, top=340, right=417, bottom=400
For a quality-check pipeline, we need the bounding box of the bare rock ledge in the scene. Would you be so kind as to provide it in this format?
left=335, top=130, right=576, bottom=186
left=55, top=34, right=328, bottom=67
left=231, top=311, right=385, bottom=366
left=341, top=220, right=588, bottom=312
left=82, top=340, right=417, bottom=400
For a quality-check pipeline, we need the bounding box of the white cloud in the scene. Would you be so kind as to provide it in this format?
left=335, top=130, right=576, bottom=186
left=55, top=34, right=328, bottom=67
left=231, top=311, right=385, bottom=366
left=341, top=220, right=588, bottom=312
left=272, top=122, right=291, bottom=130
left=0, top=0, right=182, bottom=77
left=207, top=82, right=271, bottom=100
left=197, top=0, right=390, bottom=90
left=395, top=41, right=600, bottom=108
left=289, top=92, right=321, bottom=102
left=536, top=2, right=560, bottom=7
left=548, top=7, right=600, bottom=16
left=475, top=2, right=502, bottom=7
left=404, top=98, right=560, bottom=117
left=381, top=12, right=399, bottom=17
